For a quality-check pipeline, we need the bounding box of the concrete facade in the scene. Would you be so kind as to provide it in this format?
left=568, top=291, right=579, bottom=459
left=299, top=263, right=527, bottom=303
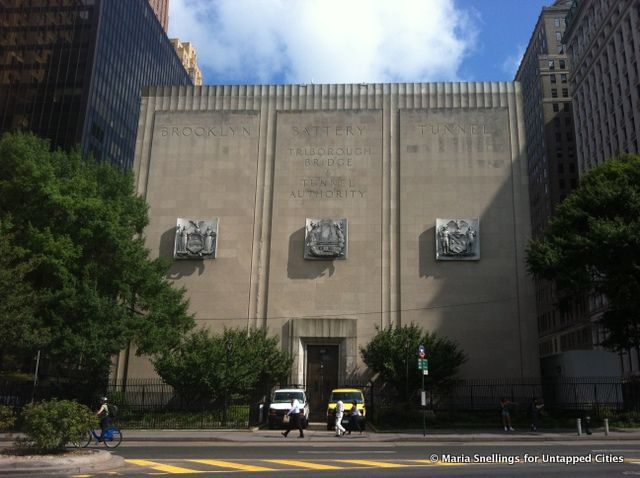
left=120, top=83, right=539, bottom=384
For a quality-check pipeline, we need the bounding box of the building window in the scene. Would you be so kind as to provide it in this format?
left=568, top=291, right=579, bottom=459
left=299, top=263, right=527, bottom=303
left=549, top=59, right=555, bottom=70
left=552, top=88, right=558, bottom=98
left=554, top=18, right=561, bottom=27
left=550, top=74, right=557, bottom=83
left=563, top=103, right=571, bottom=112
left=561, top=73, right=567, bottom=83
left=553, top=103, right=559, bottom=112
left=562, top=88, right=569, bottom=97
left=556, top=31, right=562, bottom=42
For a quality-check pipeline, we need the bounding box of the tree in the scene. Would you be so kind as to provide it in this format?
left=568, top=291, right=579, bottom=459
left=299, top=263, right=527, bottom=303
left=360, top=323, right=467, bottom=401
left=0, top=132, right=194, bottom=382
left=153, top=328, right=292, bottom=405
left=526, top=154, right=640, bottom=352
left=0, top=220, right=43, bottom=371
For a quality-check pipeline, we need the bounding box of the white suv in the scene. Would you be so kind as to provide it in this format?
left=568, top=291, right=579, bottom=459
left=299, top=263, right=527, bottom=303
left=267, top=388, right=310, bottom=429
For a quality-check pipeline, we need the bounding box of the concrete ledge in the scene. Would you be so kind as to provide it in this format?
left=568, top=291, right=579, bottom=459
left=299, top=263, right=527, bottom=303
left=0, top=449, right=124, bottom=475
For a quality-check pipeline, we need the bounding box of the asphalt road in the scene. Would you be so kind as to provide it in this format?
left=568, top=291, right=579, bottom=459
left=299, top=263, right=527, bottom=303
left=72, top=440, right=640, bottom=477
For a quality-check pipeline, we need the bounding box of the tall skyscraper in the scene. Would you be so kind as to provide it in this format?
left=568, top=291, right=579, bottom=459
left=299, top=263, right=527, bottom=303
left=0, top=0, right=192, bottom=169
left=515, top=0, right=600, bottom=377
left=563, top=0, right=640, bottom=374
left=564, top=0, right=640, bottom=175
left=170, top=38, right=203, bottom=86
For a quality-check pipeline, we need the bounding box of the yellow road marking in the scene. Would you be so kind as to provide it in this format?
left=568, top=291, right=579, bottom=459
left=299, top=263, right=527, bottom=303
left=336, top=459, right=409, bottom=468
left=126, top=459, right=203, bottom=474
left=189, top=459, right=276, bottom=472
left=263, top=459, right=342, bottom=470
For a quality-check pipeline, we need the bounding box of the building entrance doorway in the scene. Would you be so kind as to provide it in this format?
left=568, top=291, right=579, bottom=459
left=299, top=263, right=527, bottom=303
left=306, top=344, right=339, bottom=418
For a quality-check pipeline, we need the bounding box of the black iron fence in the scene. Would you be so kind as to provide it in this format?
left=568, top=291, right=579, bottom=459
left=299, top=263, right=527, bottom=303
left=429, top=377, right=629, bottom=411
left=2, top=376, right=640, bottom=429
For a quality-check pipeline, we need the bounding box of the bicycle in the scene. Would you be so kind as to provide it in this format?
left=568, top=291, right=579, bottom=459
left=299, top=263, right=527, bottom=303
left=77, top=426, right=123, bottom=449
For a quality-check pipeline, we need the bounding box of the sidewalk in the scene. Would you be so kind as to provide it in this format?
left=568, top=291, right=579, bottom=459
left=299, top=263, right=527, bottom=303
left=3, top=425, right=639, bottom=444
left=99, top=426, right=640, bottom=442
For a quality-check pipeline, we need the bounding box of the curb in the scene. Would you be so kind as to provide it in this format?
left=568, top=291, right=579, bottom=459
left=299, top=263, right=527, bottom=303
left=0, top=449, right=124, bottom=475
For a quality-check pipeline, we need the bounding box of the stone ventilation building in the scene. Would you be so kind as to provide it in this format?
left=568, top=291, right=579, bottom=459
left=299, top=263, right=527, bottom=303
left=563, top=0, right=640, bottom=374
left=170, top=39, right=204, bottom=86
left=118, top=83, right=539, bottom=395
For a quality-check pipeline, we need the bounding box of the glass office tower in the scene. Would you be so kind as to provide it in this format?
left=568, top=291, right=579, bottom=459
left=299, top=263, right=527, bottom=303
left=0, top=0, right=192, bottom=168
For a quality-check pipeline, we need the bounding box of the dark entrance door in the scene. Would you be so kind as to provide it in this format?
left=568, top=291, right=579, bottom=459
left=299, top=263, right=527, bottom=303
left=306, top=345, right=339, bottom=418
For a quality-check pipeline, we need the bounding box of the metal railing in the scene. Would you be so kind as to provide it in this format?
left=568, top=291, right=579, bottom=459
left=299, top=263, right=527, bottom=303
left=2, top=376, right=639, bottom=429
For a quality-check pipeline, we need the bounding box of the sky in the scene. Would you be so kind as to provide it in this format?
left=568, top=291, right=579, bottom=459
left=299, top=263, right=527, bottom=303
left=168, top=0, right=553, bottom=85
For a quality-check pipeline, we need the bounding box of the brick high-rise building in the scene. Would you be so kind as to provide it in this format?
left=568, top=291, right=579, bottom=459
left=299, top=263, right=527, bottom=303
left=563, top=0, right=640, bottom=374
left=564, top=0, right=640, bottom=175
left=170, top=38, right=203, bottom=86
left=515, top=0, right=605, bottom=378
left=148, top=0, right=169, bottom=32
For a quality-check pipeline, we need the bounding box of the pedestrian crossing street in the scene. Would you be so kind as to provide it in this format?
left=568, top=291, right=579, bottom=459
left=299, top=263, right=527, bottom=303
left=120, top=458, right=471, bottom=474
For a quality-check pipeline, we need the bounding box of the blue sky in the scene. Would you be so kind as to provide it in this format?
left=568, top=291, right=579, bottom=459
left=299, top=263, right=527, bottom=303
left=168, top=0, right=552, bottom=85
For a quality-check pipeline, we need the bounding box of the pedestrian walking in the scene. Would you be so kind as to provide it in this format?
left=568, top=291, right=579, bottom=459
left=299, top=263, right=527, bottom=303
left=347, top=401, right=363, bottom=435
left=334, top=399, right=346, bottom=437
left=281, top=397, right=304, bottom=438
left=500, top=397, right=515, bottom=431
left=529, top=397, right=544, bottom=431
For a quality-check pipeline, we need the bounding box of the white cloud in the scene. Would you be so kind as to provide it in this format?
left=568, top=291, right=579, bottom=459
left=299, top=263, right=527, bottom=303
left=502, top=44, right=525, bottom=79
left=169, top=0, right=478, bottom=84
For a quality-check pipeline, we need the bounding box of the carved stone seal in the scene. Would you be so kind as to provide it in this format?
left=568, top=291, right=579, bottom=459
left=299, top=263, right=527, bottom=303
left=304, top=218, right=347, bottom=260
left=435, top=218, right=480, bottom=261
left=174, top=218, right=218, bottom=260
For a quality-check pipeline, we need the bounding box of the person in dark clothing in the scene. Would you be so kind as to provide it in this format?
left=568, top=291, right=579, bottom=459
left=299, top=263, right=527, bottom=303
left=347, top=401, right=363, bottom=434
left=529, top=397, right=544, bottom=431
left=281, top=398, right=304, bottom=438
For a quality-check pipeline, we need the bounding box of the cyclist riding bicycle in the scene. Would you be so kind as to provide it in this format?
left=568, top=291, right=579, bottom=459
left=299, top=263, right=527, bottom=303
left=96, top=396, right=111, bottom=441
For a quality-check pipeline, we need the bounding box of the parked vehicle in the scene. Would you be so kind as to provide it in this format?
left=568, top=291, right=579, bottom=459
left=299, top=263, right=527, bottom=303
left=268, top=388, right=309, bottom=429
left=326, top=388, right=366, bottom=430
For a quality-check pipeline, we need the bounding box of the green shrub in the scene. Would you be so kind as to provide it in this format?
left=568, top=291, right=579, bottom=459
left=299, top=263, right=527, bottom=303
left=610, top=411, right=640, bottom=428
left=591, top=404, right=613, bottom=419
left=16, top=399, right=96, bottom=452
left=0, top=405, right=16, bottom=431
